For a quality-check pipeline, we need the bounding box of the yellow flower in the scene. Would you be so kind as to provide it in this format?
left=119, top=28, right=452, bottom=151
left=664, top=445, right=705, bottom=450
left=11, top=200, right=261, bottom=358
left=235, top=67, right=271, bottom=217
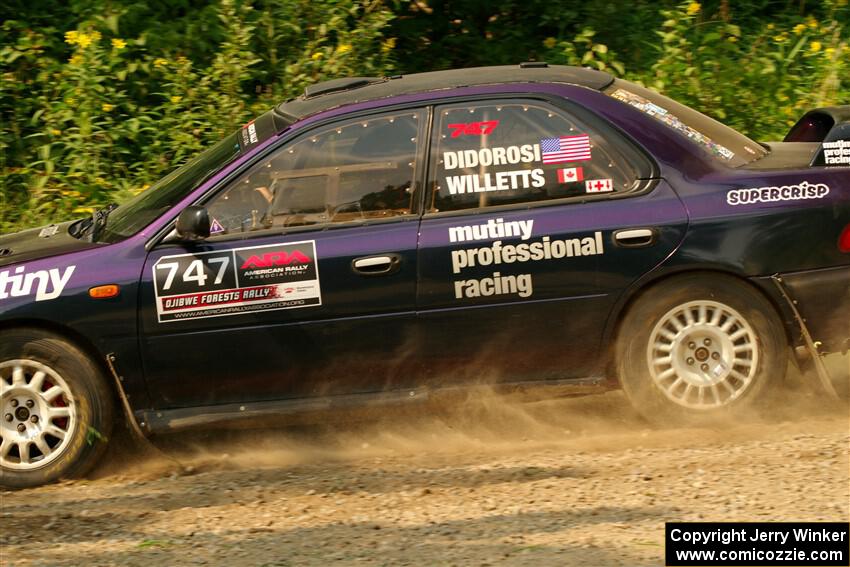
left=793, top=23, right=806, bottom=35
left=766, top=23, right=775, bottom=30
left=727, top=36, right=738, bottom=42
left=170, top=95, right=182, bottom=104
left=543, top=37, right=557, bottom=49
left=773, top=33, right=787, bottom=43
left=90, top=31, right=102, bottom=41
left=64, top=30, right=79, bottom=45
left=311, top=52, right=323, bottom=61
left=686, top=2, right=701, bottom=15
left=810, top=40, right=822, bottom=52
left=807, top=18, right=818, bottom=29
left=51, top=129, right=61, bottom=136
left=76, top=32, right=95, bottom=48
left=336, top=43, right=352, bottom=55
left=153, top=58, right=168, bottom=69
left=111, top=38, right=126, bottom=50
left=69, top=53, right=84, bottom=65
left=102, top=103, right=114, bottom=112
left=825, top=47, right=835, bottom=57
left=73, top=206, right=95, bottom=214
left=381, top=37, right=396, bottom=53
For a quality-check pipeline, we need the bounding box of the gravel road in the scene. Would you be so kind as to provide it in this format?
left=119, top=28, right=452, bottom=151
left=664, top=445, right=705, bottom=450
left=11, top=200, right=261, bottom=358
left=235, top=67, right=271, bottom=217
left=1, top=388, right=848, bottom=566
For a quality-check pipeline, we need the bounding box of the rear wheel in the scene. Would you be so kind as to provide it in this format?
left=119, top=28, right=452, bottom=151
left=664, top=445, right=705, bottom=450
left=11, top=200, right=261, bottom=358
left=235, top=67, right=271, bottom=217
left=0, top=329, right=113, bottom=489
left=617, top=275, right=787, bottom=423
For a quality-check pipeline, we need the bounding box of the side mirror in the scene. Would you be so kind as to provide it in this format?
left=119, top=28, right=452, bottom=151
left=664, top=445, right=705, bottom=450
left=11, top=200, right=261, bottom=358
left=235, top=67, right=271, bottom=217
left=175, top=206, right=211, bottom=240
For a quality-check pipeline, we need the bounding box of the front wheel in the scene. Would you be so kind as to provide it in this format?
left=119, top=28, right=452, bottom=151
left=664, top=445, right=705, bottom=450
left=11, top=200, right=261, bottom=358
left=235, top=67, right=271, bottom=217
left=616, top=275, right=787, bottom=423
left=0, top=329, right=113, bottom=489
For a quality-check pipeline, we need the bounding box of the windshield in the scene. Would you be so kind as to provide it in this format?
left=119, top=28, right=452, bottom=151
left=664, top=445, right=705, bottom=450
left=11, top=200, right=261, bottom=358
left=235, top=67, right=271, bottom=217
left=96, top=133, right=242, bottom=242
left=606, top=80, right=767, bottom=167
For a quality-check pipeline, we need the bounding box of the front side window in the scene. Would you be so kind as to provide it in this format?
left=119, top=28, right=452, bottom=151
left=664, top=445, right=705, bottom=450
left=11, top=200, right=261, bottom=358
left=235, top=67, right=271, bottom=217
left=206, top=110, right=425, bottom=235
left=429, top=100, right=649, bottom=213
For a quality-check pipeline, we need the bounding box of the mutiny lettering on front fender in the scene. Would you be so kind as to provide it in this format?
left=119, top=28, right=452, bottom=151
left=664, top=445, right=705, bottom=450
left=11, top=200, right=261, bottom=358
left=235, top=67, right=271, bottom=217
left=0, top=265, right=75, bottom=302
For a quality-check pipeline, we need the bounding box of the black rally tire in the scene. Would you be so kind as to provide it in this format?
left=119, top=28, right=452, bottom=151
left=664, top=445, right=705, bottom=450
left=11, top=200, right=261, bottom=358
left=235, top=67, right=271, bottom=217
left=0, top=328, right=114, bottom=489
left=616, top=274, right=787, bottom=424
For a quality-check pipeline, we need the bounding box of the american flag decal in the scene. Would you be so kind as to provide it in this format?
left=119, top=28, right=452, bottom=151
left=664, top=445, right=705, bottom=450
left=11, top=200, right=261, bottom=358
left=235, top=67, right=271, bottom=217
left=540, top=134, right=592, bottom=164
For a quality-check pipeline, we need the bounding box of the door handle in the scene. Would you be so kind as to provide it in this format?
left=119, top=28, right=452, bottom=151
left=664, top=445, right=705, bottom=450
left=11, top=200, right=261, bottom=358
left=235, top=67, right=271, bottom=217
left=613, top=228, right=657, bottom=248
left=352, top=254, right=401, bottom=276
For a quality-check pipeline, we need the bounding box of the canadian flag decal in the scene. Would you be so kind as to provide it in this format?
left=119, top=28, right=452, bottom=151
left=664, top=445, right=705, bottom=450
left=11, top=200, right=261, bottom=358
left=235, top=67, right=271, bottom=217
left=557, top=167, right=584, bottom=183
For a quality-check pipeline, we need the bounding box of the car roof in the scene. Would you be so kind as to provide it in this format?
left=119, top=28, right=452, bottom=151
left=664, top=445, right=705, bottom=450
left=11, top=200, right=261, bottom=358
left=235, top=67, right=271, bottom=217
left=275, top=64, right=614, bottom=123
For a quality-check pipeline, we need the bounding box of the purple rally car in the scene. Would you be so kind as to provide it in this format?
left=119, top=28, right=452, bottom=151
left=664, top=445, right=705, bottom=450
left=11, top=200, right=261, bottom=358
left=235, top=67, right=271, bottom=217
left=1, top=64, right=849, bottom=488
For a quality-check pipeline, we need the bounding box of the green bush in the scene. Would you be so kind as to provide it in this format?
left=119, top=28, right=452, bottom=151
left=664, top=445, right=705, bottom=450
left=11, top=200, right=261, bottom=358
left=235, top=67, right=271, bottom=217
left=0, top=0, right=395, bottom=232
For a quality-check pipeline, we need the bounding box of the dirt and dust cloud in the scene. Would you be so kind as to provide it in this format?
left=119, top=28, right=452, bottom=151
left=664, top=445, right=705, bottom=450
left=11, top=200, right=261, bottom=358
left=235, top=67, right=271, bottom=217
left=93, top=360, right=848, bottom=484
left=4, top=363, right=847, bottom=567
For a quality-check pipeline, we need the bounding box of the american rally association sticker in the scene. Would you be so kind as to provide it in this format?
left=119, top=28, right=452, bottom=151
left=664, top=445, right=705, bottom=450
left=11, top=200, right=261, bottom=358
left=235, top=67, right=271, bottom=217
left=152, top=240, right=321, bottom=322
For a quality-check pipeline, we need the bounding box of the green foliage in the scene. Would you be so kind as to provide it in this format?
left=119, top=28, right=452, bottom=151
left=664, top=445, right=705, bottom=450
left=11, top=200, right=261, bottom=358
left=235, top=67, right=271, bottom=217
left=1, top=0, right=848, bottom=232
left=0, top=0, right=395, bottom=231
left=645, top=0, right=848, bottom=139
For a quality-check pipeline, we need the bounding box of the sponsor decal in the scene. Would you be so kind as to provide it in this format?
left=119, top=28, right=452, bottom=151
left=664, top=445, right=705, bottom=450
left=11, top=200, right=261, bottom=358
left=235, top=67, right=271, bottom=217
left=38, top=225, right=59, bottom=238
left=152, top=241, right=321, bottom=322
left=823, top=140, right=850, bottom=165
left=446, top=219, right=604, bottom=300
left=585, top=178, right=614, bottom=193
left=610, top=88, right=736, bottom=161
left=241, top=121, right=258, bottom=147
left=557, top=167, right=584, bottom=183
left=448, top=218, right=534, bottom=243
left=0, top=265, right=75, bottom=302
left=447, top=120, right=499, bottom=138
left=726, top=181, right=830, bottom=206
left=540, top=135, right=591, bottom=164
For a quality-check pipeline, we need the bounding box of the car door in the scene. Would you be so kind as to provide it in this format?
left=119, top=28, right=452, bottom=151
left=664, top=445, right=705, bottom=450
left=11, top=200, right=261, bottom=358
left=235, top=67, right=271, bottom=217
left=416, top=98, right=688, bottom=385
left=138, top=108, right=429, bottom=408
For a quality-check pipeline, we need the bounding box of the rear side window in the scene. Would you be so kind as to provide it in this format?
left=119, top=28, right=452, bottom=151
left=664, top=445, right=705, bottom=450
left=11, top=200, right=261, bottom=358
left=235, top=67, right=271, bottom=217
left=429, top=100, right=650, bottom=213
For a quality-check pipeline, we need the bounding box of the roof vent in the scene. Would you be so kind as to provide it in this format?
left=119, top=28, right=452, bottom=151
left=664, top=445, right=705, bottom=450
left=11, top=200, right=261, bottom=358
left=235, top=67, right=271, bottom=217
left=0, top=248, right=11, bottom=257
left=519, top=61, right=548, bottom=69
left=304, top=77, right=385, bottom=99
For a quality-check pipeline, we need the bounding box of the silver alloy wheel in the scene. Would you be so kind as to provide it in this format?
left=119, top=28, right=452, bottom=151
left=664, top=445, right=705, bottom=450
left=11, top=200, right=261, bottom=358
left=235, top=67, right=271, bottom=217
left=0, top=360, right=77, bottom=470
left=646, top=300, right=759, bottom=409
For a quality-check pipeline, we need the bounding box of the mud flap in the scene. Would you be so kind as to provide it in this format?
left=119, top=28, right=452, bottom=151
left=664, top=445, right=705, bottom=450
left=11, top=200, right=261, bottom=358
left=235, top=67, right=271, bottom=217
left=105, top=353, right=193, bottom=472
left=771, top=276, right=841, bottom=399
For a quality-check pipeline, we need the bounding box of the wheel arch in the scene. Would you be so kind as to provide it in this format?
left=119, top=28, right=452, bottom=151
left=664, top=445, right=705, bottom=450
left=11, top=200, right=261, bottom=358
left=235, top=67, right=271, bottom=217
left=0, top=318, right=118, bottom=404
